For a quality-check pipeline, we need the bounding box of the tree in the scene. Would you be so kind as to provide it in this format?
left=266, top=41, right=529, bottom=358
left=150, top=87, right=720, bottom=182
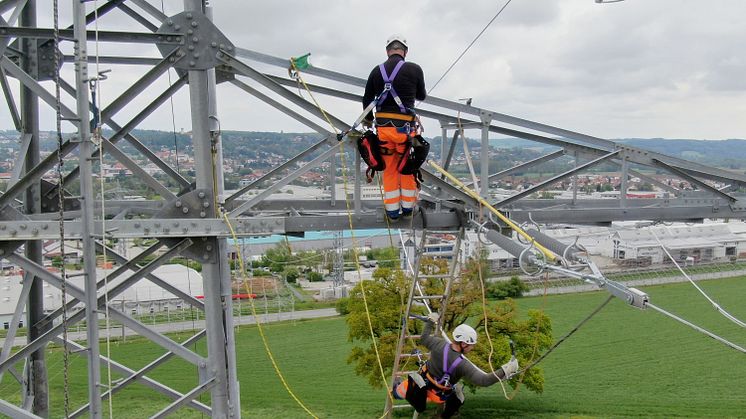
left=344, top=254, right=552, bottom=394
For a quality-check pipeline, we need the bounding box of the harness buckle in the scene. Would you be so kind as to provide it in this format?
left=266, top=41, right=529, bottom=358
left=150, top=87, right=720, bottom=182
left=383, top=82, right=392, bottom=92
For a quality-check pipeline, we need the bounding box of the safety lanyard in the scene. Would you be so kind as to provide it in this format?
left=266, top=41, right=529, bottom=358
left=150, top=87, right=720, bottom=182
left=437, top=349, right=463, bottom=387
left=377, top=60, right=407, bottom=113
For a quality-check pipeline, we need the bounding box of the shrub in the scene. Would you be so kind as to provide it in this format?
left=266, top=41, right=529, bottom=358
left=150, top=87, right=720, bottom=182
left=487, top=276, right=528, bottom=300
left=307, top=271, right=324, bottom=282
left=335, top=297, right=350, bottom=315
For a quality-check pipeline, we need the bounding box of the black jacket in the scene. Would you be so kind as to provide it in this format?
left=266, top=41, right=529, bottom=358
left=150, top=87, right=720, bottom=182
left=363, top=54, right=426, bottom=124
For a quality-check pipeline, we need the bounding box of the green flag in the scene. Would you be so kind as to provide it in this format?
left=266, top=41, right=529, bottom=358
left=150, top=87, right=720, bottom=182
left=291, top=53, right=311, bottom=70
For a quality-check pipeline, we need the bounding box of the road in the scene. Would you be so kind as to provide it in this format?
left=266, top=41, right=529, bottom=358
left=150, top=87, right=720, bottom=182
left=0, top=308, right=339, bottom=348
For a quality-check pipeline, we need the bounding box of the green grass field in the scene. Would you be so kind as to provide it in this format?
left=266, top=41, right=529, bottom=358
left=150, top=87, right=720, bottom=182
left=2, top=277, right=745, bottom=418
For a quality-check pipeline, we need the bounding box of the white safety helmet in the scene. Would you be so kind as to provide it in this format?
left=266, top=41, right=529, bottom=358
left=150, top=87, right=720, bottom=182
left=452, top=324, right=478, bottom=345
left=386, top=34, right=408, bottom=50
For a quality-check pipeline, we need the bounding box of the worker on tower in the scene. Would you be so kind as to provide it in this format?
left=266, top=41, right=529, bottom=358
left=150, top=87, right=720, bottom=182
left=392, top=313, right=519, bottom=418
left=363, top=34, right=426, bottom=221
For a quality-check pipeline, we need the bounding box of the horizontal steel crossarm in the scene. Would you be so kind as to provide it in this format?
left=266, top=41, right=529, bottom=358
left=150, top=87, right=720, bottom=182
left=480, top=149, right=566, bottom=185
left=229, top=141, right=345, bottom=216
left=108, top=307, right=205, bottom=366
left=282, top=211, right=463, bottom=232
left=652, top=158, right=736, bottom=202
left=0, top=68, right=20, bottom=130
left=94, top=240, right=205, bottom=310
left=61, top=335, right=212, bottom=418
left=218, top=52, right=350, bottom=132
left=495, top=151, right=621, bottom=208
left=0, top=27, right=182, bottom=44
left=231, top=199, right=383, bottom=213
left=68, top=55, right=163, bottom=66
left=0, top=398, right=42, bottom=419
left=0, top=212, right=478, bottom=239
left=505, top=198, right=741, bottom=225
left=100, top=138, right=176, bottom=199
left=150, top=377, right=216, bottom=419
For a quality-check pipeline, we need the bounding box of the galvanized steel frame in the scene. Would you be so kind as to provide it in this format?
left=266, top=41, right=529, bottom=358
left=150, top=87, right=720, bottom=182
left=0, top=1, right=743, bottom=418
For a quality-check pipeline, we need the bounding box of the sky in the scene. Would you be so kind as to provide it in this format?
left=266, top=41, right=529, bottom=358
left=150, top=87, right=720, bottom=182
left=7, top=0, right=746, bottom=140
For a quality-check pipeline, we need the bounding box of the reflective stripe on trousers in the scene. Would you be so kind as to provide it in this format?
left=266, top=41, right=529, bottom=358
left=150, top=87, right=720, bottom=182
left=378, top=126, right=418, bottom=213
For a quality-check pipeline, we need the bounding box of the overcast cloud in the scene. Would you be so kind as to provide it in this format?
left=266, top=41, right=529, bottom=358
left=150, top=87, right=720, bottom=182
left=7, top=0, right=746, bottom=140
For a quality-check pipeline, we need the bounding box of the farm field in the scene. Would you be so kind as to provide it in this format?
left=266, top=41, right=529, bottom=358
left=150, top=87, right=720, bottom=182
left=1, top=276, right=745, bottom=418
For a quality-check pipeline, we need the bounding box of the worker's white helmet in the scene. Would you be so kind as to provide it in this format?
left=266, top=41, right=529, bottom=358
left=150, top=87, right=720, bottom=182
left=452, top=324, right=478, bottom=345
left=386, top=34, right=408, bottom=50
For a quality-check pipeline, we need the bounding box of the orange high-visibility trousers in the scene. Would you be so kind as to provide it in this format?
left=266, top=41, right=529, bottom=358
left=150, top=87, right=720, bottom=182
left=377, top=126, right=418, bottom=218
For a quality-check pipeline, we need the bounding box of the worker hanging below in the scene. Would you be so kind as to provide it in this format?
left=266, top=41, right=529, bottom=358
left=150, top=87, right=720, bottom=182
left=363, top=34, right=426, bottom=221
left=393, top=313, right=519, bottom=418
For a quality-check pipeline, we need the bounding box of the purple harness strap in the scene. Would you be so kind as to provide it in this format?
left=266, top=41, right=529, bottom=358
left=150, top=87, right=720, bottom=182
left=377, top=60, right=407, bottom=113
left=437, top=349, right=463, bottom=386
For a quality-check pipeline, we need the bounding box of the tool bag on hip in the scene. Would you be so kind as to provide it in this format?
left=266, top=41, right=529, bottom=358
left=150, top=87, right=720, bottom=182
left=357, top=130, right=386, bottom=183
left=397, top=135, right=430, bottom=187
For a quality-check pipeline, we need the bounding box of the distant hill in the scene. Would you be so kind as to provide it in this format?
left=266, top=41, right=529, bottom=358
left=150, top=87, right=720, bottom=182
left=487, top=137, right=746, bottom=170
left=2, top=129, right=745, bottom=171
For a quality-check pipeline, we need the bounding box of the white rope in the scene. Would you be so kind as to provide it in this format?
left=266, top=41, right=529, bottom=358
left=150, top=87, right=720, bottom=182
left=650, top=229, right=746, bottom=328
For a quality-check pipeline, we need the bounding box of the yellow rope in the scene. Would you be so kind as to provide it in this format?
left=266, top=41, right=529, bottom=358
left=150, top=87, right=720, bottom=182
left=290, top=59, right=394, bottom=415
left=427, top=160, right=557, bottom=262
left=223, top=212, right=319, bottom=418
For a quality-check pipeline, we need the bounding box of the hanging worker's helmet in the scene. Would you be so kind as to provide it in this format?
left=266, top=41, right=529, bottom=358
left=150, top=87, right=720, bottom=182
left=452, top=324, right=478, bottom=345
left=386, top=34, right=408, bottom=50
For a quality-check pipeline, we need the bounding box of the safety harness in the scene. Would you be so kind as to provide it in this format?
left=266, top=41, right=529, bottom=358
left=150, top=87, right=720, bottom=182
left=420, top=349, right=463, bottom=401
left=377, top=60, right=407, bottom=113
